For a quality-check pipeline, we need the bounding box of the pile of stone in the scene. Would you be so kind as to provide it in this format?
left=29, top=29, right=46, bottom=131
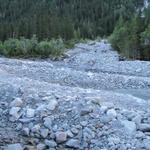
left=5, top=95, right=150, bottom=150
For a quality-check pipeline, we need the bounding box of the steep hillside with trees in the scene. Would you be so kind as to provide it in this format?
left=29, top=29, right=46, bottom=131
left=109, top=4, right=150, bottom=60
left=0, top=0, right=146, bottom=41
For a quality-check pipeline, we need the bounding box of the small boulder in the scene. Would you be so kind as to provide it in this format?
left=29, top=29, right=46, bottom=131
left=71, top=128, right=79, bottom=135
left=107, top=109, right=117, bottom=118
left=55, top=132, right=67, bottom=143
left=10, top=98, right=23, bottom=107
left=80, top=108, right=92, bottom=116
left=32, top=124, right=41, bottom=133
left=121, top=120, right=136, bottom=135
left=66, top=130, right=74, bottom=138
left=26, top=108, right=35, bottom=118
left=9, top=107, right=21, bottom=121
left=143, top=139, right=150, bottom=150
left=46, top=99, right=58, bottom=111
left=66, top=139, right=80, bottom=148
left=7, top=143, right=23, bottom=150
left=22, top=127, right=30, bottom=136
left=40, top=128, right=49, bottom=138
left=36, top=143, right=46, bottom=150
left=44, top=139, right=57, bottom=148
left=139, top=123, right=150, bottom=132
left=44, top=117, right=52, bottom=129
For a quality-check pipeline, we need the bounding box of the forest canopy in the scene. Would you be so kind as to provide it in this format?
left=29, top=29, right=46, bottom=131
left=0, top=0, right=147, bottom=41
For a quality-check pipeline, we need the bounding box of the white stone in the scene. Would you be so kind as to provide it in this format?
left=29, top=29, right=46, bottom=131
left=9, top=107, right=21, bottom=120
left=32, top=124, right=41, bottom=133
left=100, top=105, right=108, bottom=113
left=40, top=128, right=49, bottom=138
left=66, top=130, right=74, bottom=138
left=26, top=108, right=35, bottom=118
left=143, top=139, right=150, bottom=150
left=44, top=117, right=52, bottom=129
left=121, top=120, right=136, bottom=135
left=10, top=98, right=23, bottom=107
left=46, top=99, right=58, bottom=111
left=107, top=109, right=117, bottom=118
left=36, top=143, right=46, bottom=150
left=132, top=115, right=142, bottom=125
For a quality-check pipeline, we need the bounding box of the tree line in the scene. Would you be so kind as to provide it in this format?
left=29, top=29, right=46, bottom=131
left=0, top=0, right=145, bottom=41
left=109, top=4, right=150, bottom=60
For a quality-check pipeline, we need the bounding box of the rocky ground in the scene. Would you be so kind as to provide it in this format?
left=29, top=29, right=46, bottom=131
left=0, top=40, right=150, bottom=150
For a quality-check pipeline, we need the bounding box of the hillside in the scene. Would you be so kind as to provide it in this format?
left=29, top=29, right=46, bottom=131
left=0, top=0, right=146, bottom=40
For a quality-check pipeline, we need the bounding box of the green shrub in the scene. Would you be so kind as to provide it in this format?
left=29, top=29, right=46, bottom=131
left=51, top=38, right=65, bottom=56
left=109, top=15, right=148, bottom=59
left=141, top=25, right=150, bottom=46
left=0, top=41, right=5, bottom=55
left=0, top=36, right=66, bottom=58
left=3, top=37, right=37, bottom=56
left=37, top=38, right=64, bottom=57
left=64, top=39, right=77, bottom=49
left=4, top=38, right=22, bottom=56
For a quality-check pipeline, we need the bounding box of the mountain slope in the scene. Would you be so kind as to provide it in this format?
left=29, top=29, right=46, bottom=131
left=0, top=0, right=146, bottom=40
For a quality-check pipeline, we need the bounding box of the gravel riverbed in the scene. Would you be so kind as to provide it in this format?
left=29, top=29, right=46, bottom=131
left=0, top=40, right=150, bottom=150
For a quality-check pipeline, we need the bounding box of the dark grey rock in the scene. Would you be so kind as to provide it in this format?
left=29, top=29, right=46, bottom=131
left=80, top=108, right=92, bottom=116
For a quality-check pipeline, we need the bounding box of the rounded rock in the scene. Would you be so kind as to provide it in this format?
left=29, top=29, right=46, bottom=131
left=36, top=143, right=46, bottom=150
left=55, top=132, right=67, bottom=143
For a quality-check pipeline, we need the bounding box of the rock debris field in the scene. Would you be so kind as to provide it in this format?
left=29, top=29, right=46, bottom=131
left=0, top=40, right=150, bottom=150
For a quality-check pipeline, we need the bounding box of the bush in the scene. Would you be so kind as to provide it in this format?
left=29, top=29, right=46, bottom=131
left=37, top=38, right=64, bottom=57
left=141, top=24, right=150, bottom=46
left=4, top=38, right=22, bottom=56
left=0, top=36, right=65, bottom=58
left=109, top=15, right=149, bottom=60
left=0, top=41, right=5, bottom=55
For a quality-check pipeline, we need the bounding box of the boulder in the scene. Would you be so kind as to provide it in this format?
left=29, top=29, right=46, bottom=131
left=55, top=132, right=67, bottom=143
left=7, top=143, right=23, bottom=150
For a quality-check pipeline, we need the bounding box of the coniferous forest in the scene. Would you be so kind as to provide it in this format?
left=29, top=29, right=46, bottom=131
left=0, top=0, right=150, bottom=59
